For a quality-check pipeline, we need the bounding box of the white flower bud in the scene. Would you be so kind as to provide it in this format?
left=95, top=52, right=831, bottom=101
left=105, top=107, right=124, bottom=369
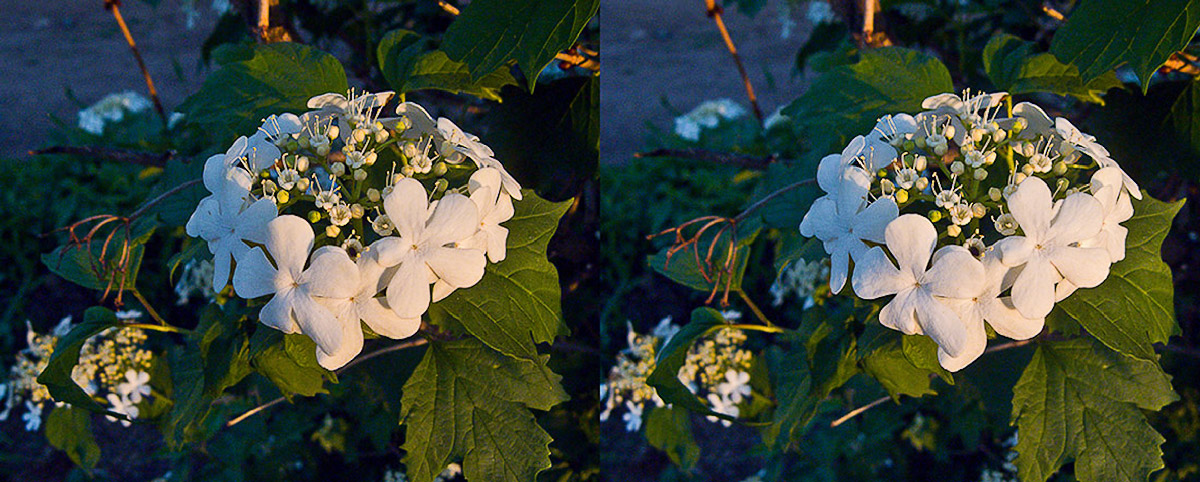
left=880, top=179, right=896, bottom=195
left=950, top=161, right=965, bottom=175
left=913, top=155, right=927, bottom=171
left=325, top=225, right=341, bottom=238
left=365, top=151, right=378, bottom=166
left=353, top=128, right=368, bottom=144
left=988, top=187, right=1002, bottom=201
left=327, top=125, right=340, bottom=140
left=350, top=203, right=365, bottom=219
left=1021, top=163, right=1035, bottom=176
left=366, top=188, right=381, bottom=202
left=914, top=177, right=929, bottom=191
left=973, top=168, right=988, bottom=180
left=1052, top=160, right=1069, bottom=176
left=1013, top=172, right=1028, bottom=184
left=295, top=156, right=310, bottom=172
left=971, top=203, right=987, bottom=218
left=262, top=180, right=278, bottom=195
left=330, top=163, right=346, bottom=177
left=947, top=224, right=962, bottom=237
left=296, top=178, right=311, bottom=193
left=353, top=169, right=367, bottom=181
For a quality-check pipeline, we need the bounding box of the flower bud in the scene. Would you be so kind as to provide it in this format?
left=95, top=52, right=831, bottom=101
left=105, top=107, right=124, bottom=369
left=992, top=129, right=1007, bottom=142
left=431, top=161, right=448, bottom=177
left=307, top=210, right=323, bottom=223
left=1013, top=172, right=1027, bottom=184
left=296, top=178, right=311, bottom=193
left=375, top=129, right=389, bottom=144
left=950, top=161, right=964, bottom=175
left=1052, top=160, right=1068, bottom=176
left=275, top=190, right=290, bottom=204
left=367, top=188, right=381, bottom=203
left=317, top=144, right=331, bottom=157
left=928, top=210, right=943, bottom=223
left=934, top=144, right=948, bottom=156
left=295, top=156, right=310, bottom=172
left=1056, top=177, right=1070, bottom=193
left=325, top=225, right=341, bottom=238
left=946, top=224, right=961, bottom=237
left=286, top=140, right=300, bottom=151
left=434, top=178, right=449, bottom=194
left=353, top=128, right=368, bottom=144
left=262, top=180, right=278, bottom=195
left=353, top=169, right=367, bottom=181
left=350, top=203, right=365, bottom=219
left=973, top=168, right=988, bottom=180
left=327, top=125, right=340, bottom=140
left=299, top=136, right=311, bottom=148
left=895, top=189, right=909, bottom=204
left=903, top=140, right=917, bottom=151
left=971, top=203, right=986, bottom=218
left=988, top=187, right=1002, bottom=201
left=365, top=151, right=378, bottom=166
left=913, top=155, right=927, bottom=171
left=330, top=163, right=346, bottom=177
left=1021, top=163, right=1034, bottom=176
left=914, top=177, right=929, bottom=191
left=915, top=137, right=927, bottom=149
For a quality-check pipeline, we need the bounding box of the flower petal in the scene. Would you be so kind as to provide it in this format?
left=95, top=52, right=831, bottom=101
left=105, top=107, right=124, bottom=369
left=1047, top=193, right=1104, bottom=244
left=302, top=246, right=360, bottom=299
left=799, top=196, right=839, bottom=239
left=359, top=295, right=421, bottom=339
left=386, top=260, right=433, bottom=319
left=850, top=246, right=911, bottom=299
left=936, top=302, right=986, bottom=372
left=852, top=197, right=899, bottom=244
left=290, top=293, right=343, bottom=356
left=232, top=247, right=279, bottom=299
left=828, top=246, right=850, bottom=295
left=384, top=178, right=431, bottom=241
left=1048, top=245, right=1110, bottom=289
left=924, top=246, right=986, bottom=299
left=425, top=246, right=486, bottom=289
left=982, top=297, right=1043, bottom=340
left=259, top=290, right=300, bottom=334
left=425, top=193, right=480, bottom=247
left=1006, top=177, right=1053, bottom=239
left=370, top=237, right=410, bottom=268
left=264, top=215, right=315, bottom=276
left=912, top=289, right=969, bottom=357
left=315, top=303, right=364, bottom=370
left=1011, top=257, right=1059, bottom=319
left=884, top=214, right=937, bottom=280
left=235, top=198, right=277, bottom=245
left=879, top=288, right=922, bottom=335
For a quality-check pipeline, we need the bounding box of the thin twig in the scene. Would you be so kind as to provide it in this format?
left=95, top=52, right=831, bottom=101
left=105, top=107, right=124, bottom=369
left=130, top=289, right=168, bottom=326
left=256, top=0, right=271, bottom=42
left=30, top=146, right=175, bottom=167
left=128, top=178, right=202, bottom=220
left=225, top=338, right=430, bottom=427
left=830, top=395, right=888, bottom=427
left=103, top=0, right=167, bottom=127
left=983, top=338, right=1034, bottom=354
left=635, top=148, right=774, bottom=169
left=737, top=290, right=775, bottom=327
left=702, top=0, right=764, bottom=123
left=733, top=178, right=816, bottom=222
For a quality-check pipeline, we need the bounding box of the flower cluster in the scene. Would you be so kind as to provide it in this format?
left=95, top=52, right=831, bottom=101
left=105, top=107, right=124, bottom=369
left=174, top=258, right=216, bottom=305
left=600, top=313, right=754, bottom=431
left=1, top=312, right=154, bottom=430
left=186, top=90, right=522, bottom=370
left=769, top=257, right=829, bottom=308
left=673, top=98, right=748, bottom=141
left=800, top=90, right=1140, bottom=371
left=77, top=91, right=152, bottom=135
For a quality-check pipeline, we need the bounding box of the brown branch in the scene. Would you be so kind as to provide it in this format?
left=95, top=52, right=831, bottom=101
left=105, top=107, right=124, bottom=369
left=30, top=146, right=175, bottom=167
left=830, top=395, right=888, bottom=427
left=702, top=0, right=763, bottom=123
left=635, top=148, right=774, bottom=169
left=256, top=0, right=271, bottom=42
left=226, top=338, right=430, bottom=427
left=103, top=0, right=167, bottom=127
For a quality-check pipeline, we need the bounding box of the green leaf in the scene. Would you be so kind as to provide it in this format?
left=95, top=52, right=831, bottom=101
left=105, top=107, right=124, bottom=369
left=37, top=307, right=119, bottom=413
left=41, top=222, right=154, bottom=292
left=794, top=22, right=849, bottom=74
left=1167, top=79, right=1200, bottom=155
left=900, top=334, right=953, bottom=384
left=1049, top=0, right=1200, bottom=91
left=427, top=191, right=570, bottom=360
left=441, top=0, right=598, bottom=90
left=400, top=338, right=567, bottom=482
left=45, top=405, right=101, bottom=470
left=194, top=304, right=252, bottom=397
left=250, top=330, right=330, bottom=399
left=982, top=33, right=1122, bottom=104
left=763, top=333, right=812, bottom=449
left=781, top=47, right=953, bottom=155
left=752, top=161, right=823, bottom=230
left=647, top=220, right=761, bottom=294
left=861, top=339, right=936, bottom=401
left=376, top=29, right=517, bottom=102
left=177, top=42, right=348, bottom=141
left=1010, top=338, right=1178, bottom=482
left=647, top=308, right=735, bottom=419
left=644, top=405, right=701, bottom=469
left=163, top=345, right=214, bottom=449
left=1047, top=195, right=1183, bottom=360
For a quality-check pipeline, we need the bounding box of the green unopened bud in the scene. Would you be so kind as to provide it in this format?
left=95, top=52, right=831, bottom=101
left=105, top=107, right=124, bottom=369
left=431, top=161, right=448, bottom=177
left=971, top=203, right=987, bottom=218
left=307, top=210, right=323, bottom=223
left=1012, top=118, right=1027, bottom=133
left=903, top=140, right=917, bottom=151
left=928, top=210, right=943, bottom=223
left=1056, top=177, right=1070, bottom=193
left=988, top=187, right=1002, bottom=201
left=367, top=188, right=381, bottom=203
left=433, top=178, right=449, bottom=194
left=895, top=189, right=909, bottom=204
left=1052, top=160, right=1069, bottom=176
left=298, top=136, right=311, bottom=148
left=286, top=140, right=300, bottom=152
left=915, top=137, right=927, bottom=149
left=275, top=190, right=290, bottom=204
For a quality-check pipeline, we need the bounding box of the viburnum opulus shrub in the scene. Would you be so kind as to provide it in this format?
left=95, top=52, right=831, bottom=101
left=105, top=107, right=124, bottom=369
left=14, top=0, right=598, bottom=480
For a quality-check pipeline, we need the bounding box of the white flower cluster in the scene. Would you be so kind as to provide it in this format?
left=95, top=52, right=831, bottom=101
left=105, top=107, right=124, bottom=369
left=674, top=98, right=748, bottom=141
left=600, top=314, right=754, bottom=431
left=77, top=91, right=153, bottom=135
left=186, top=90, right=522, bottom=371
left=800, top=90, right=1140, bottom=372
left=1, top=312, right=154, bottom=430
left=174, top=258, right=216, bottom=305
left=770, top=257, right=829, bottom=308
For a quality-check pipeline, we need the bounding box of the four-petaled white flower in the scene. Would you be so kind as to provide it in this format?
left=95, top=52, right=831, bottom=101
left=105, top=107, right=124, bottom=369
left=372, top=179, right=486, bottom=319
left=622, top=400, right=643, bottom=432
left=716, top=370, right=752, bottom=403
left=865, top=114, right=918, bottom=168
left=994, top=177, right=1108, bottom=319
left=116, top=369, right=151, bottom=403
left=106, top=393, right=139, bottom=427
left=464, top=168, right=514, bottom=263
left=233, top=215, right=360, bottom=363
left=23, top=401, right=41, bottom=431
left=705, top=392, right=739, bottom=427
left=800, top=166, right=899, bottom=294
left=852, top=214, right=986, bottom=363
left=187, top=148, right=277, bottom=289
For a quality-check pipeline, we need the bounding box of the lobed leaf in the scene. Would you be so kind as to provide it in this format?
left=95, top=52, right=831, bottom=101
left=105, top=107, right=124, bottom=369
left=376, top=29, right=517, bottom=102
left=982, top=33, right=1122, bottom=104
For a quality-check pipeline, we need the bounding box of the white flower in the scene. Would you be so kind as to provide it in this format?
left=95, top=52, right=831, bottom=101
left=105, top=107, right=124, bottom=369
left=622, top=401, right=643, bottom=432
left=464, top=168, right=514, bottom=263
left=852, top=214, right=986, bottom=360
left=866, top=114, right=918, bottom=168
left=1054, top=118, right=1141, bottom=199
left=278, top=168, right=301, bottom=190
left=372, top=179, right=485, bottom=319
left=1054, top=168, right=1135, bottom=300
left=314, top=255, right=420, bottom=369
left=673, top=99, right=747, bottom=141
left=116, top=370, right=151, bottom=403
left=372, top=214, right=395, bottom=236
left=922, top=91, right=1006, bottom=127
left=328, top=203, right=352, bottom=227
left=716, top=370, right=752, bottom=403
left=705, top=393, right=739, bottom=426
left=77, top=91, right=152, bottom=135
left=232, top=215, right=360, bottom=362
left=186, top=150, right=277, bottom=289
left=22, top=401, right=41, bottom=431
left=651, top=316, right=680, bottom=342
left=436, top=117, right=494, bottom=166
left=106, top=393, right=138, bottom=427
left=309, top=91, right=394, bottom=141
left=994, top=177, right=1108, bottom=319
left=937, top=253, right=1044, bottom=371
left=800, top=166, right=899, bottom=294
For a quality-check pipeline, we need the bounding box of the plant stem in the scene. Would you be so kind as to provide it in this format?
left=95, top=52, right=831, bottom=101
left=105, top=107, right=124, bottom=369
left=130, top=289, right=168, bottom=326
left=702, top=0, right=764, bottom=123
left=737, top=290, right=775, bottom=327
left=733, top=178, right=816, bottom=223
left=830, top=395, right=889, bottom=427
left=104, top=0, right=167, bottom=127
left=123, top=323, right=191, bottom=335
left=728, top=323, right=785, bottom=334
